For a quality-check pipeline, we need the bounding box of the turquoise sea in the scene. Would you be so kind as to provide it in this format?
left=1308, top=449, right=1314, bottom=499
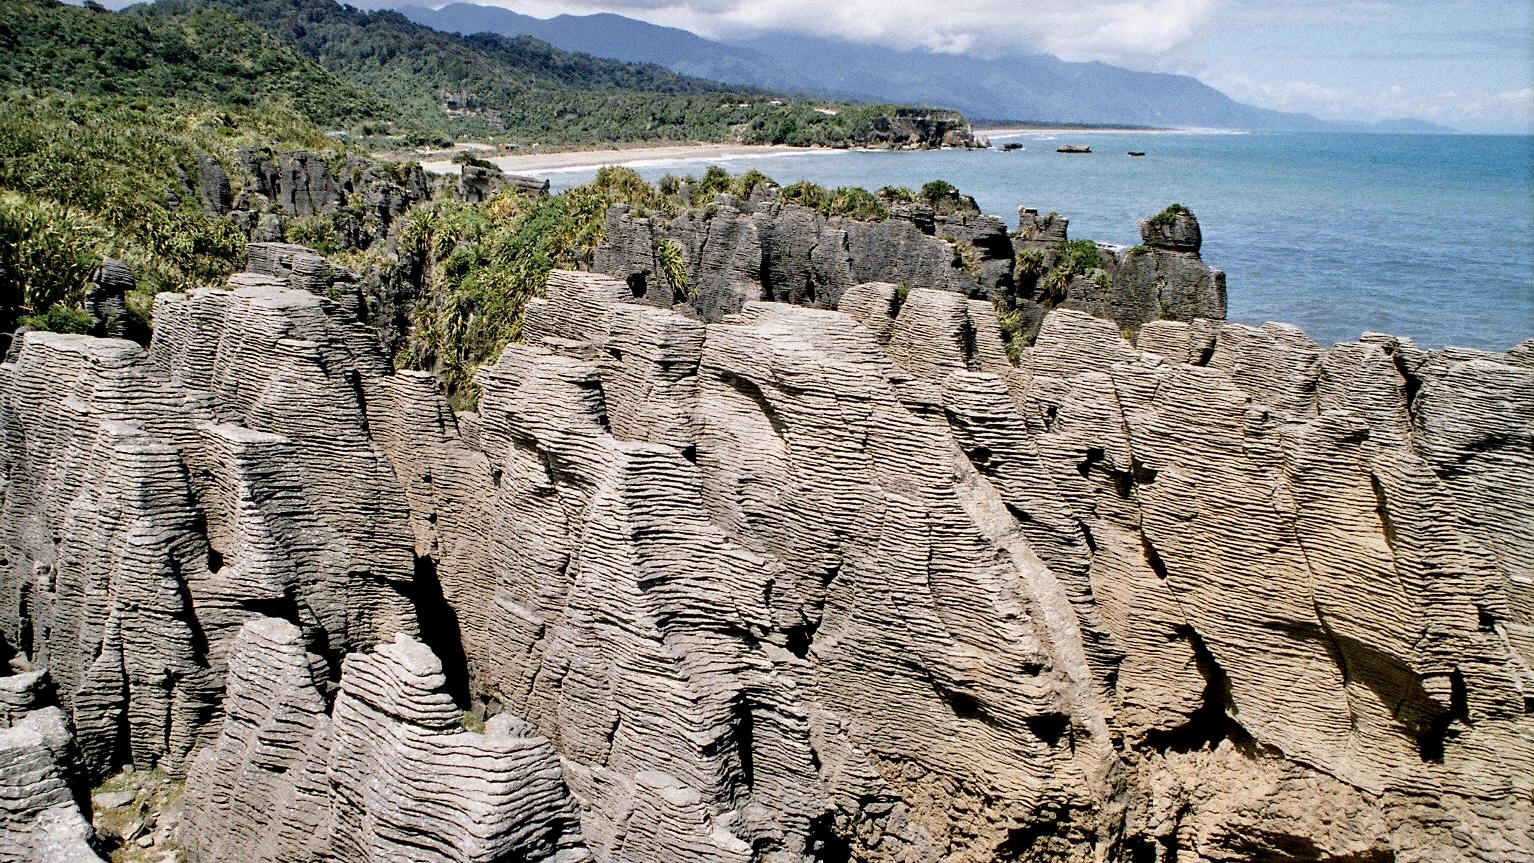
left=543, top=132, right=1534, bottom=351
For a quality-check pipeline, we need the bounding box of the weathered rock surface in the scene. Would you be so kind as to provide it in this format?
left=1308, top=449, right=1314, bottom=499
left=221, top=148, right=434, bottom=251
left=1008, top=206, right=1226, bottom=342
left=594, top=198, right=1224, bottom=349
left=1138, top=208, right=1202, bottom=253
left=84, top=259, right=134, bottom=340
left=594, top=198, right=1014, bottom=322
left=0, top=283, right=419, bottom=778
left=455, top=165, right=550, bottom=203
left=0, top=670, right=101, bottom=863
left=0, top=250, right=1529, bottom=862
left=182, top=618, right=587, bottom=863
left=389, top=272, right=1529, bottom=861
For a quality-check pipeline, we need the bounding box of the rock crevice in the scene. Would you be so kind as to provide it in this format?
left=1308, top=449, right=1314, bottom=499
left=0, top=245, right=1528, bottom=862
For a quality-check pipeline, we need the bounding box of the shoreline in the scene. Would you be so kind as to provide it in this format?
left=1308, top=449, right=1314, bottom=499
left=408, top=129, right=1244, bottom=176
left=979, top=125, right=1242, bottom=138
left=415, top=142, right=841, bottom=176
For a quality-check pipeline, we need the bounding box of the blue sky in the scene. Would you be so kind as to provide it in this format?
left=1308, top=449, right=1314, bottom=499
left=489, top=0, right=1534, bottom=132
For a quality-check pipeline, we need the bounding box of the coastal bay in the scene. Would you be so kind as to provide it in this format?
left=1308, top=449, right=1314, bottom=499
left=490, top=130, right=1534, bottom=351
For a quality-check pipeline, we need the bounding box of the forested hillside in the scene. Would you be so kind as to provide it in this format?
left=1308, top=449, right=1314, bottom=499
left=164, top=0, right=970, bottom=148
left=0, top=0, right=387, bottom=125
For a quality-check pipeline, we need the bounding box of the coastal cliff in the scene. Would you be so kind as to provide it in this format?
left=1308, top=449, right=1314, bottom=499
left=590, top=191, right=1224, bottom=344
left=0, top=220, right=1529, bottom=860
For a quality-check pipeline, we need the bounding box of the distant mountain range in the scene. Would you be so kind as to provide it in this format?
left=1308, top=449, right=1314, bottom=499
left=389, top=2, right=1454, bottom=133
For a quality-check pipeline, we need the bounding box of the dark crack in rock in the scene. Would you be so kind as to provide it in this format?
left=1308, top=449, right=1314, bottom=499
left=0, top=246, right=1528, bottom=862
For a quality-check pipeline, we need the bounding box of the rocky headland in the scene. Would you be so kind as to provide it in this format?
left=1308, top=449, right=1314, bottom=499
left=0, top=172, right=1530, bottom=863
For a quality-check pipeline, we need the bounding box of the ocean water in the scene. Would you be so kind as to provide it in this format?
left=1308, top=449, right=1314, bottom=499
left=542, top=132, right=1534, bottom=351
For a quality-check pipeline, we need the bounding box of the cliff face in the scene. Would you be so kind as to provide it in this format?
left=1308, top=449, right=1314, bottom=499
left=0, top=240, right=1529, bottom=862
left=593, top=197, right=1015, bottom=320
left=591, top=196, right=1225, bottom=345
left=180, top=619, right=588, bottom=863
left=0, top=670, right=98, bottom=862
left=1009, top=207, right=1227, bottom=343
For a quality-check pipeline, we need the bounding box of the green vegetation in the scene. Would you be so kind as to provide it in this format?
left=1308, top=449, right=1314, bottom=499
left=281, top=214, right=343, bottom=256
left=655, top=237, right=689, bottom=300
left=1123, top=244, right=1150, bottom=257
left=731, top=169, right=776, bottom=198
left=942, top=233, right=982, bottom=279
left=0, top=191, right=105, bottom=331
left=460, top=710, right=486, bottom=733
left=823, top=186, right=887, bottom=220
left=779, top=180, right=827, bottom=209
left=0, top=0, right=976, bottom=409
left=680, top=165, right=779, bottom=205
left=393, top=167, right=673, bottom=405
left=992, top=298, right=1026, bottom=364
left=774, top=181, right=890, bottom=220
left=5, top=0, right=969, bottom=153
left=1, top=0, right=388, bottom=128
left=18, top=304, right=94, bottom=334
left=0, top=93, right=295, bottom=330
left=1055, top=239, right=1102, bottom=271
left=0, top=0, right=996, bottom=437
left=389, top=165, right=913, bottom=407
left=1013, top=248, right=1044, bottom=281
left=877, top=185, right=918, bottom=204
left=920, top=179, right=957, bottom=202
left=1148, top=203, right=1191, bottom=227
left=690, top=166, right=734, bottom=203
left=162, top=0, right=965, bottom=148
left=1040, top=239, right=1103, bottom=302
left=0, top=0, right=385, bottom=331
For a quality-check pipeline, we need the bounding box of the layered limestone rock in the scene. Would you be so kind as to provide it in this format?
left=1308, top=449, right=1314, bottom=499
left=182, top=618, right=587, bottom=863
left=0, top=670, right=101, bottom=863
left=0, top=284, right=418, bottom=778
left=0, top=247, right=1529, bottom=862
left=1037, top=313, right=1533, bottom=861
left=213, top=148, right=434, bottom=253
left=230, top=148, right=432, bottom=223
left=594, top=198, right=1224, bottom=348
left=84, top=259, right=134, bottom=340
left=384, top=270, right=1530, bottom=861
left=593, top=197, right=1014, bottom=322
left=1008, top=206, right=1226, bottom=342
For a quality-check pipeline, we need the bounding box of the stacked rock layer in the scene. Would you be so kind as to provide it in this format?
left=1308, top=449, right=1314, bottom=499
left=0, top=248, right=1529, bottom=861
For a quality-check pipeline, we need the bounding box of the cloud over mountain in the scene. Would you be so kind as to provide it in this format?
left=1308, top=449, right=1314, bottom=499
left=506, top=0, right=1221, bottom=63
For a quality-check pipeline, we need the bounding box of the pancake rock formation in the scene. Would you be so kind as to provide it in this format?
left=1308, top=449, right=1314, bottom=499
left=181, top=618, right=587, bottom=863
left=0, top=670, right=98, bottom=862
left=592, top=197, right=1225, bottom=344
left=0, top=241, right=1529, bottom=862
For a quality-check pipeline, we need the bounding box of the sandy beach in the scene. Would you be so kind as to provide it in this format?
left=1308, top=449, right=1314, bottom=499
left=416, top=142, right=836, bottom=176
left=409, top=129, right=1235, bottom=176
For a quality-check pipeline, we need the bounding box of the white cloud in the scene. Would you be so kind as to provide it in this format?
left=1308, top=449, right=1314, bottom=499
left=469, top=0, right=1532, bottom=130
left=500, top=0, right=1223, bottom=62
left=1211, top=75, right=1534, bottom=131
